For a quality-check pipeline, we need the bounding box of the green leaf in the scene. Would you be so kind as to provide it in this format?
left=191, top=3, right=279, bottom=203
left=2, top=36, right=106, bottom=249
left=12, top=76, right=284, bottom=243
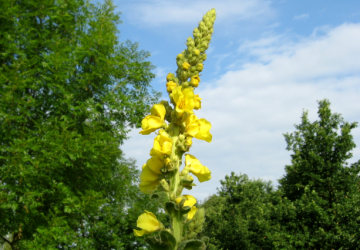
left=145, top=230, right=176, bottom=250
left=165, top=201, right=178, bottom=214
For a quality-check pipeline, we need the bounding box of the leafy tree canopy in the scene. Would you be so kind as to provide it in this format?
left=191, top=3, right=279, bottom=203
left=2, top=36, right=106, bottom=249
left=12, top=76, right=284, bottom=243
left=201, top=172, right=279, bottom=249
left=0, top=0, right=159, bottom=248
left=278, top=100, right=360, bottom=248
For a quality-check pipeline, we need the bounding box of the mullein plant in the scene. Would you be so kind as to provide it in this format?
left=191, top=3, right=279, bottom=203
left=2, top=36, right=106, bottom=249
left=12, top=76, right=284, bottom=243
left=133, top=9, right=216, bottom=250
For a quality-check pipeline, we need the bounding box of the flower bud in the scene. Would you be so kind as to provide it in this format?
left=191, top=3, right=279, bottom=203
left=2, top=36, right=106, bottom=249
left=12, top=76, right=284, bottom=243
left=190, top=75, right=200, bottom=87
left=182, top=62, right=191, bottom=70
left=193, top=48, right=200, bottom=56
left=182, top=81, right=190, bottom=88
left=185, top=137, right=192, bottom=147
left=166, top=73, right=175, bottom=82
left=160, top=179, right=169, bottom=191
left=166, top=81, right=177, bottom=93
left=196, top=63, right=204, bottom=71
left=164, top=157, right=171, bottom=166
left=177, top=53, right=184, bottom=60
left=181, top=174, right=195, bottom=190
left=193, top=28, right=200, bottom=37
left=187, top=37, right=195, bottom=48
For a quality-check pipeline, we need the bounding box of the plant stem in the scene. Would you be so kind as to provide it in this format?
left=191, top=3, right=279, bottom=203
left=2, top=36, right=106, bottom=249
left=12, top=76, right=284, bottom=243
left=168, top=124, right=184, bottom=248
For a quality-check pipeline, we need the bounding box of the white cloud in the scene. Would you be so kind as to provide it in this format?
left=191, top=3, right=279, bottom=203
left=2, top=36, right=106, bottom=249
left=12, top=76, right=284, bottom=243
left=120, top=0, right=274, bottom=26
left=122, top=23, right=360, bottom=200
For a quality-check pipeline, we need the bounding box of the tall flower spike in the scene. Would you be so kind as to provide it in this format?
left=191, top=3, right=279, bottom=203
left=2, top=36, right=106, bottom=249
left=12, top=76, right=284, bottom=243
left=135, top=9, right=216, bottom=249
left=176, top=9, right=216, bottom=83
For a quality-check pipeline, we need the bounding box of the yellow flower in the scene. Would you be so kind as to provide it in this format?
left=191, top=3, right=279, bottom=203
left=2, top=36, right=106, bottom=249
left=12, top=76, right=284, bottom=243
left=150, top=130, right=172, bottom=157
left=139, top=104, right=166, bottom=135
left=185, top=154, right=211, bottom=182
left=185, top=114, right=212, bottom=142
left=166, top=80, right=177, bottom=93
left=170, top=86, right=196, bottom=115
left=182, top=61, right=191, bottom=70
left=144, top=156, right=164, bottom=174
left=175, top=195, right=197, bottom=220
left=139, top=164, right=160, bottom=194
left=190, top=75, right=200, bottom=87
left=133, top=211, right=163, bottom=236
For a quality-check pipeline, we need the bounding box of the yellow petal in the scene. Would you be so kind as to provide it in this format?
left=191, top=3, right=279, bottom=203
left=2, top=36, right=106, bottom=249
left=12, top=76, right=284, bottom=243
left=151, top=103, right=166, bottom=120
left=187, top=206, right=197, bottom=220
left=134, top=211, right=162, bottom=236
left=139, top=180, right=159, bottom=194
left=185, top=154, right=211, bottom=182
left=185, top=115, right=212, bottom=142
left=139, top=115, right=164, bottom=135
left=175, top=195, right=198, bottom=220
left=139, top=104, right=166, bottom=135
left=170, top=86, right=195, bottom=115
left=139, top=165, right=160, bottom=193
left=151, top=130, right=172, bottom=156
left=194, top=94, right=201, bottom=110
left=140, top=165, right=159, bottom=182
left=166, top=81, right=177, bottom=93
left=183, top=194, right=197, bottom=207
left=133, top=229, right=146, bottom=236
left=195, top=118, right=212, bottom=142
left=145, top=156, right=164, bottom=175
left=176, top=194, right=197, bottom=208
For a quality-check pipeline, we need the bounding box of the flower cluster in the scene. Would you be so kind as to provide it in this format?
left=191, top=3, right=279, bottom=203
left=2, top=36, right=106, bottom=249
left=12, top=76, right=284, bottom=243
left=133, top=9, right=216, bottom=249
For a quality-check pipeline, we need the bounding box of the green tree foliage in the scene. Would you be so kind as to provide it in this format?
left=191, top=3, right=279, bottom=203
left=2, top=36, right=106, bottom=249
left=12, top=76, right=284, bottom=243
left=277, top=100, right=360, bottom=248
left=0, top=0, right=159, bottom=248
left=201, top=173, right=281, bottom=249
left=202, top=100, right=360, bottom=249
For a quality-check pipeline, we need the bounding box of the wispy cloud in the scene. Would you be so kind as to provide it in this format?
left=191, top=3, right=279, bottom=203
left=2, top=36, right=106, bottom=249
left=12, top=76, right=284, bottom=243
left=193, top=23, right=360, bottom=198
left=120, top=0, right=274, bottom=26
left=293, top=13, right=309, bottom=20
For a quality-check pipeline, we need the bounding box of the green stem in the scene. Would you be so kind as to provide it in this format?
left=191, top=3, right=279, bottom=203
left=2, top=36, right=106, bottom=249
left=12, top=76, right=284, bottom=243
left=168, top=125, right=184, bottom=248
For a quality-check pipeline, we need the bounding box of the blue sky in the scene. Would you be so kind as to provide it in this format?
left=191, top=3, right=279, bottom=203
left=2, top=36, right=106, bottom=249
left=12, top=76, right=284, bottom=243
left=115, top=0, right=360, bottom=200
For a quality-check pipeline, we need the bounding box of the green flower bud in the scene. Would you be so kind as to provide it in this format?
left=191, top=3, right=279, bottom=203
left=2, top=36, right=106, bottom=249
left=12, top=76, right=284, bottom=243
left=177, top=53, right=184, bottom=60
left=196, top=63, right=204, bottom=71
left=193, top=48, right=200, bottom=56
left=160, top=179, right=169, bottom=191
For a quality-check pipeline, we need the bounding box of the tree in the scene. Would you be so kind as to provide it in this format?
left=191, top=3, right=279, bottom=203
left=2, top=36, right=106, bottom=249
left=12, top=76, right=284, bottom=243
left=201, top=173, right=280, bottom=249
left=0, top=0, right=158, bottom=248
left=278, top=100, right=360, bottom=248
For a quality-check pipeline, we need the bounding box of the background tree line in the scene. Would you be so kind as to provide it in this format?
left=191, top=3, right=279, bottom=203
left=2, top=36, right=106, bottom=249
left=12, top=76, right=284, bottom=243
left=1, top=0, right=359, bottom=249
left=201, top=100, right=360, bottom=249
